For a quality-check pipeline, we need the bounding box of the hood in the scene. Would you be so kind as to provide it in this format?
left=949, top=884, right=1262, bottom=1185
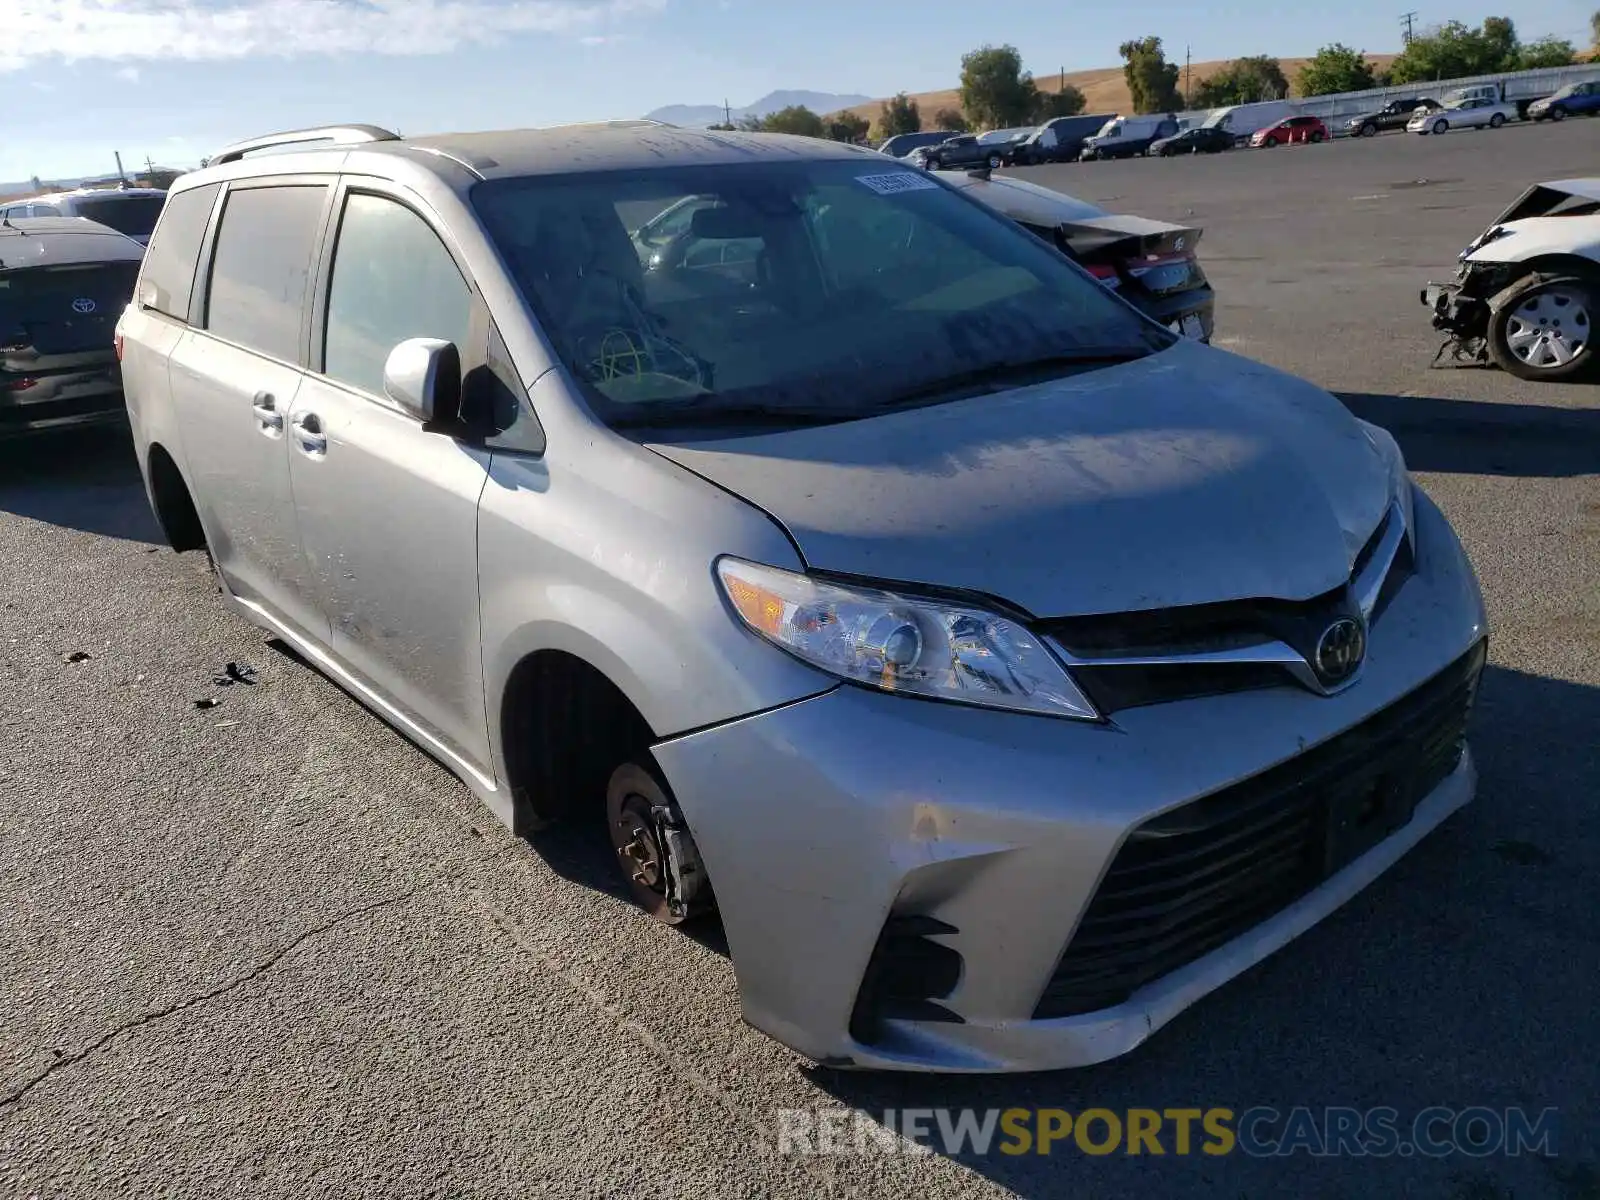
left=1462, top=181, right=1600, bottom=263
left=649, top=341, right=1391, bottom=618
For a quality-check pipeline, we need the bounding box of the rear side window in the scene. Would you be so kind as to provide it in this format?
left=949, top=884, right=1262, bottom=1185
left=206, top=184, right=328, bottom=362
left=139, top=182, right=219, bottom=320
left=322, top=193, right=472, bottom=398
left=74, top=195, right=165, bottom=238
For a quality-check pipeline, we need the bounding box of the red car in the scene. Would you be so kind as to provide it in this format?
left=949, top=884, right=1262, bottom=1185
left=1250, top=116, right=1328, bottom=147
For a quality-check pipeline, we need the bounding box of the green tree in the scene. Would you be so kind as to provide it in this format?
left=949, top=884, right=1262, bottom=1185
left=824, top=111, right=871, bottom=143
left=1193, top=56, right=1289, bottom=106
left=1297, top=43, right=1378, bottom=96
left=1119, top=36, right=1183, bottom=114
left=1517, top=36, right=1575, bottom=68
left=1034, top=84, right=1087, bottom=119
left=1389, top=18, right=1521, bottom=83
left=932, top=107, right=970, bottom=132
left=734, top=114, right=765, bottom=132
left=760, top=105, right=826, bottom=137
left=959, top=44, right=1041, bottom=128
left=877, top=92, right=922, bottom=137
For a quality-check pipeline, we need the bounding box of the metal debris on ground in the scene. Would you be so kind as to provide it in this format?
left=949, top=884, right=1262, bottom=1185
left=62, top=651, right=92, bottom=663
left=193, top=697, right=223, bottom=710
left=211, top=661, right=258, bottom=687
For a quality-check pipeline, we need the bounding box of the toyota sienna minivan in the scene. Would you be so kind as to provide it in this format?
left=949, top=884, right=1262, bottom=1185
left=117, top=121, right=1488, bottom=1073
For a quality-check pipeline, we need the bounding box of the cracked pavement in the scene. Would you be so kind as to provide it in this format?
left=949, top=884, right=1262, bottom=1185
left=2, top=126, right=1598, bottom=1198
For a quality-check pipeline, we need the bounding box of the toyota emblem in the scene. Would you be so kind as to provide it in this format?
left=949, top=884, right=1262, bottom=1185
left=1314, top=618, right=1367, bottom=685
left=71, top=297, right=97, bottom=314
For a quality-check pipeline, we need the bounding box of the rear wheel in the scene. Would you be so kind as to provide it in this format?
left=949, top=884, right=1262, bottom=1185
left=1489, top=113, right=1506, bottom=129
left=987, top=154, right=1002, bottom=169
left=1489, top=276, right=1596, bottom=382
left=1310, top=129, right=1325, bottom=143
left=1432, top=118, right=1449, bottom=135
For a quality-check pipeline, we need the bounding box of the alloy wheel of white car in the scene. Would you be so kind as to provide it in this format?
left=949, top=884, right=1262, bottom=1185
left=1492, top=281, right=1594, bottom=380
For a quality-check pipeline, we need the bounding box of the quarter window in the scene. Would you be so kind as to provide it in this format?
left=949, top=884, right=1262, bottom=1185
left=323, top=193, right=473, bottom=399
left=138, top=182, right=219, bottom=321
left=206, top=184, right=328, bottom=360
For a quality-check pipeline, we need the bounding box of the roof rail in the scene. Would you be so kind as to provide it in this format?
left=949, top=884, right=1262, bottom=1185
left=206, top=124, right=401, bottom=167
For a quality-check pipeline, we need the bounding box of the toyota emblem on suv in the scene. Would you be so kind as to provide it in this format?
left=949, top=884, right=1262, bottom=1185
left=71, top=297, right=97, bottom=314
left=1315, top=618, right=1367, bottom=684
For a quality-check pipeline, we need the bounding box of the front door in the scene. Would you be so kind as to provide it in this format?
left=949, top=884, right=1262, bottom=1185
left=168, top=181, right=333, bottom=643
left=287, top=184, right=493, bottom=769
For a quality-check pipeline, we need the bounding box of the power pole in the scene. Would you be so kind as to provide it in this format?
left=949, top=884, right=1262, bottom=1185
left=1400, top=11, right=1417, bottom=45
left=113, top=151, right=127, bottom=184
left=724, top=98, right=731, bottom=125
left=1185, top=46, right=1192, bottom=106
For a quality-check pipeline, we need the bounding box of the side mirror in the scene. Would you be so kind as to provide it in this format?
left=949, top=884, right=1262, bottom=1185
left=382, top=337, right=462, bottom=428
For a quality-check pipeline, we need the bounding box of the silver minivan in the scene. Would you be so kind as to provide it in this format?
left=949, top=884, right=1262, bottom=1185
left=118, top=122, right=1488, bottom=1073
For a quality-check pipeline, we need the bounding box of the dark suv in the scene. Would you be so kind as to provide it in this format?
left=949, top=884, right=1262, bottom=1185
left=0, top=217, right=143, bottom=437
left=1345, top=98, right=1440, bottom=138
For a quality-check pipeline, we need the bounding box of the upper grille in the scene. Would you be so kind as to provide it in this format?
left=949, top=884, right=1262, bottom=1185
left=1033, top=639, right=1485, bottom=1021
left=1042, top=506, right=1413, bottom=713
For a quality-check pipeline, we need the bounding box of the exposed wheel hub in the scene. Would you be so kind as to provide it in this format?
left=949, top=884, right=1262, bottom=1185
left=605, top=766, right=713, bottom=925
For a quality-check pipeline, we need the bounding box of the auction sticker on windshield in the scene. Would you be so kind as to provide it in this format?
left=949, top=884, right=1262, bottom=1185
left=855, top=172, right=940, bottom=195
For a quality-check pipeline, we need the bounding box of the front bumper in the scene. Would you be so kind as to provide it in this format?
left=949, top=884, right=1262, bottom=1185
left=653, top=489, right=1487, bottom=1071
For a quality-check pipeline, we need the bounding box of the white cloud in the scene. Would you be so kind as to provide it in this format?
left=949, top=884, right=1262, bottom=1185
left=0, top=0, right=664, bottom=70
left=116, top=64, right=140, bottom=81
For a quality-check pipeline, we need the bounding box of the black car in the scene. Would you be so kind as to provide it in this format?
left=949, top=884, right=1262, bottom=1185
left=877, top=130, right=961, bottom=158
left=1345, top=97, right=1440, bottom=138
left=1149, top=126, right=1238, bottom=156
left=914, top=134, right=1007, bottom=171
left=0, top=217, right=143, bottom=438
left=948, top=171, right=1215, bottom=341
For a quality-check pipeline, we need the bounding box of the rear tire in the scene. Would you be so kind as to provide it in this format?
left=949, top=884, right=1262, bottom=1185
left=1488, top=275, right=1597, bottom=382
left=987, top=154, right=1002, bottom=169
left=1489, top=113, right=1505, bottom=129
left=1310, top=129, right=1325, bottom=143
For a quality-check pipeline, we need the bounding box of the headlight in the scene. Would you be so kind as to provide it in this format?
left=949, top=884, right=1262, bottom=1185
left=716, top=558, right=1100, bottom=720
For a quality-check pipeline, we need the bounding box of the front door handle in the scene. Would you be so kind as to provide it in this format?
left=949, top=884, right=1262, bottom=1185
left=251, top=390, right=283, bottom=436
left=291, top=412, right=328, bottom=457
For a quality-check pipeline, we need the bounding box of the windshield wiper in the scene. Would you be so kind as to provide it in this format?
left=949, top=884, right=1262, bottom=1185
left=870, top=348, right=1153, bottom=412
left=607, top=399, right=859, bottom=431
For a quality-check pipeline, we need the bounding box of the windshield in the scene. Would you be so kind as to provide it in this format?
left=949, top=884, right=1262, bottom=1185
left=1553, top=84, right=1579, bottom=99
left=70, top=195, right=166, bottom=237
left=472, top=159, right=1170, bottom=428
left=1096, top=118, right=1121, bottom=137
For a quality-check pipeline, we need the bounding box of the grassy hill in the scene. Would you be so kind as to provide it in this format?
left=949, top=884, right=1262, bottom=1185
left=834, top=53, right=1400, bottom=129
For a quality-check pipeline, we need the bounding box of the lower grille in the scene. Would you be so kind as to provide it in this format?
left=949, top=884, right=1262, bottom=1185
left=1034, top=640, right=1486, bottom=1020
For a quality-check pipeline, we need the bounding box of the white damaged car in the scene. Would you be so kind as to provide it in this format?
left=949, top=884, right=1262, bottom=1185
left=1423, top=178, right=1600, bottom=380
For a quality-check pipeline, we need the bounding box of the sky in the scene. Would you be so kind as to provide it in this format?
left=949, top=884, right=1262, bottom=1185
left=2, top=0, right=1595, bottom=182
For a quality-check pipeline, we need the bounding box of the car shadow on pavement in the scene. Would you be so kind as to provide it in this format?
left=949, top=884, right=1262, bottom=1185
left=796, top=663, right=1598, bottom=1197
left=0, top=425, right=161, bottom=542
left=1338, top=392, right=1600, bottom=479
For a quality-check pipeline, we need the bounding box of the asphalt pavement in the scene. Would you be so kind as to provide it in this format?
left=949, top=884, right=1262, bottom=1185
left=2, top=123, right=1598, bottom=1199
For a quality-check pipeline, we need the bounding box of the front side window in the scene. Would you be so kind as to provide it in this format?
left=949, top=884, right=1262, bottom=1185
left=206, top=184, right=328, bottom=361
left=322, top=192, right=473, bottom=398
left=472, top=159, right=1170, bottom=429
left=139, top=182, right=219, bottom=320
left=31, top=203, right=62, bottom=216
